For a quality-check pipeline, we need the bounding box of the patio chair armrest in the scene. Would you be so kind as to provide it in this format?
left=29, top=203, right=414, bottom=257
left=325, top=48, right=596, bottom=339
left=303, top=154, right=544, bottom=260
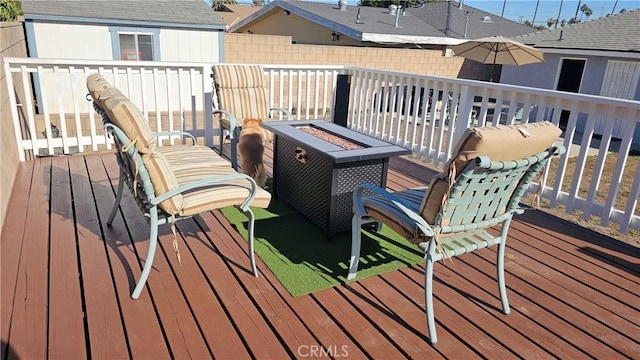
left=153, top=131, right=196, bottom=145
left=151, top=173, right=258, bottom=212
left=354, top=184, right=435, bottom=238
left=269, top=107, right=293, bottom=120
left=213, top=109, right=239, bottom=139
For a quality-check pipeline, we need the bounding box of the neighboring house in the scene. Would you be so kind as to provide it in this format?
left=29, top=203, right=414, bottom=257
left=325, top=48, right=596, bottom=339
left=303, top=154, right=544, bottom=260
left=229, top=0, right=535, bottom=48
left=22, top=0, right=225, bottom=63
left=214, top=3, right=263, bottom=30
left=501, top=10, right=640, bottom=141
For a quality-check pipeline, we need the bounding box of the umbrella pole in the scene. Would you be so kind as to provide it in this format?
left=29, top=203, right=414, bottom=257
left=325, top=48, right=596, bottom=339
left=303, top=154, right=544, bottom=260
left=491, top=47, right=497, bottom=82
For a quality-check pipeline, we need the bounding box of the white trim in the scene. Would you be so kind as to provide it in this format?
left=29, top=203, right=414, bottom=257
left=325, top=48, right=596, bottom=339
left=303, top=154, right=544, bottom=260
left=361, top=33, right=467, bottom=46
left=539, top=47, right=640, bottom=60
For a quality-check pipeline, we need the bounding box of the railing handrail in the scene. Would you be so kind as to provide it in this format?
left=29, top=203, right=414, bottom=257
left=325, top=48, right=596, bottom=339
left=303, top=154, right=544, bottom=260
left=345, top=65, right=640, bottom=107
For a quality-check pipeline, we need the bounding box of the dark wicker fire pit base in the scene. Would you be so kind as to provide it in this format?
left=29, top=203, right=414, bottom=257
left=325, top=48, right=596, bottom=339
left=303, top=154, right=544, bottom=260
left=262, top=120, right=409, bottom=237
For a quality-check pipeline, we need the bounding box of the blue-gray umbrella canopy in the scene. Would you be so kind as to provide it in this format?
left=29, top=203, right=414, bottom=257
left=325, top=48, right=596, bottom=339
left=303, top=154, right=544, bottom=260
left=452, top=36, right=544, bottom=81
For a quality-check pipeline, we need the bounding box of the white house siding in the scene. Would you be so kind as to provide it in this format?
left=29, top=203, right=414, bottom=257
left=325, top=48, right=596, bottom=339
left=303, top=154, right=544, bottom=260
left=31, top=22, right=113, bottom=60
left=159, top=29, right=220, bottom=63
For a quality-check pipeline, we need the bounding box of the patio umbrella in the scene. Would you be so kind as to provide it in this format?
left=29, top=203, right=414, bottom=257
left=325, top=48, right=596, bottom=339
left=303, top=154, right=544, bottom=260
left=451, top=36, right=544, bottom=81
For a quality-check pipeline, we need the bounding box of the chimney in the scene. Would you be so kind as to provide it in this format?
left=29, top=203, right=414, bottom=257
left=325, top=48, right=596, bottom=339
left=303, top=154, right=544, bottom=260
left=459, top=0, right=464, bottom=9
left=339, top=0, right=347, bottom=11
left=388, top=4, right=397, bottom=15
left=559, top=29, right=564, bottom=40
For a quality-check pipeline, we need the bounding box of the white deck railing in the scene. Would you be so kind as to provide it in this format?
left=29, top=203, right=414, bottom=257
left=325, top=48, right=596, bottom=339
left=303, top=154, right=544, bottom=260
left=4, top=58, right=639, bottom=233
left=3, top=58, right=342, bottom=158
left=344, top=66, right=640, bottom=233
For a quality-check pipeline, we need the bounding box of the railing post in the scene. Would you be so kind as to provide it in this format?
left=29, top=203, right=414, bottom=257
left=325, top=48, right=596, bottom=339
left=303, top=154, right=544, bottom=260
left=454, top=85, right=475, bottom=143
left=4, top=59, right=26, bottom=161
left=333, top=73, right=351, bottom=127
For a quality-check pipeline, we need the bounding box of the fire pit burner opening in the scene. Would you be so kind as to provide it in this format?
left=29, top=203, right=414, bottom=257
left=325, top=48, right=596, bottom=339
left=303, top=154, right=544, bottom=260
left=297, top=125, right=365, bottom=150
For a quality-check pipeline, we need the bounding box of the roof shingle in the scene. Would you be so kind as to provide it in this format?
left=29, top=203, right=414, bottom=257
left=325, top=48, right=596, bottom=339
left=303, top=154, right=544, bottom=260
left=22, top=0, right=225, bottom=28
left=514, top=10, right=640, bottom=52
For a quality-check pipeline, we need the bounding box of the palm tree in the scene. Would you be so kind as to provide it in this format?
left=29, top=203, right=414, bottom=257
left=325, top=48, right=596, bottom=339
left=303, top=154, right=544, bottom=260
left=580, top=4, right=593, bottom=21
left=211, top=0, right=237, bottom=11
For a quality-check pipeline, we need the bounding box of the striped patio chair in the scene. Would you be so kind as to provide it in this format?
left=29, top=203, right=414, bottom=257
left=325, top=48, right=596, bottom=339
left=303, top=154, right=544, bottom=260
left=212, top=64, right=292, bottom=169
left=348, top=121, right=563, bottom=344
left=87, top=74, right=272, bottom=299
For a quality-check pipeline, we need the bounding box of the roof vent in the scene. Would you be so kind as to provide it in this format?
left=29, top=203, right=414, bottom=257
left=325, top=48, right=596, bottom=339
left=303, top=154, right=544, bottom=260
left=481, top=15, right=493, bottom=23
left=339, top=0, right=347, bottom=11
left=388, top=4, right=397, bottom=15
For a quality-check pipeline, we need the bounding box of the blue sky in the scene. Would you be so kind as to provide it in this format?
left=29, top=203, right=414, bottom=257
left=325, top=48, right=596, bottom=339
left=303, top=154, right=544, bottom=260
left=229, top=1, right=639, bottom=27
left=462, top=1, right=638, bottom=26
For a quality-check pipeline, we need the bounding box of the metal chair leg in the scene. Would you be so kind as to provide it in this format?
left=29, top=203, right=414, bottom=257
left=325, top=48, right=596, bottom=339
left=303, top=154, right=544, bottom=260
left=244, top=207, right=259, bottom=277
left=497, top=218, right=512, bottom=314
left=348, top=214, right=364, bottom=280
left=425, top=253, right=437, bottom=344
left=131, top=207, right=159, bottom=299
left=107, top=169, right=126, bottom=226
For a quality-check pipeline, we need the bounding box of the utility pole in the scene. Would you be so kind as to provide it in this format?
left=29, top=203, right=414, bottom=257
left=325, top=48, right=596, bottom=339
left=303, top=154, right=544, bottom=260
left=574, top=0, right=581, bottom=19
left=612, top=0, right=619, bottom=14
left=555, top=0, right=564, bottom=28
left=532, top=0, right=539, bottom=27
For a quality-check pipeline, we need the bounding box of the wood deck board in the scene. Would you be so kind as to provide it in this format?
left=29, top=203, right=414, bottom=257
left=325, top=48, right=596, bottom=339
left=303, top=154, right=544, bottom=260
left=86, top=153, right=175, bottom=359
left=1, top=161, right=34, bottom=360
left=206, top=211, right=339, bottom=357
left=48, top=156, right=87, bottom=359
left=466, top=249, right=635, bottom=358
left=1, top=149, right=638, bottom=359
left=8, top=158, right=50, bottom=360
left=68, top=155, right=130, bottom=359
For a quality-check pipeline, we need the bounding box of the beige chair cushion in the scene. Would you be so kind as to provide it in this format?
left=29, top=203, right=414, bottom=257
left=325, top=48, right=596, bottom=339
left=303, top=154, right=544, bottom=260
left=212, top=64, right=274, bottom=138
left=176, top=165, right=272, bottom=216
left=87, top=73, right=157, bottom=154
left=420, top=121, right=561, bottom=224
left=155, top=145, right=231, bottom=169
left=143, top=151, right=184, bottom=215
left=86, top=73, right=112, bottom=103
left=144, top=146, right=271, bottom=216
left=101, top=96, right=157, bottom=154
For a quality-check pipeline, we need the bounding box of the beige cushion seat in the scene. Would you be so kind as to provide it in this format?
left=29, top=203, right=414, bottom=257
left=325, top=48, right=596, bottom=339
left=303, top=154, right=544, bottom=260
left=155, top=145, right=231, bottom=169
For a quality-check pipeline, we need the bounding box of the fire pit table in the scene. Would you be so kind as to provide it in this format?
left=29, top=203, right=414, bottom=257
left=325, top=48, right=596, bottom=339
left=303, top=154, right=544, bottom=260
left=261, top=120, right=410, bottom=237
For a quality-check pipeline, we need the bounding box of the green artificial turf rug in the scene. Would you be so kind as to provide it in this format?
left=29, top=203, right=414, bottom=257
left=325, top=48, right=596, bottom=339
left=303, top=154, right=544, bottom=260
left=221, top=198, right=425, bottom=297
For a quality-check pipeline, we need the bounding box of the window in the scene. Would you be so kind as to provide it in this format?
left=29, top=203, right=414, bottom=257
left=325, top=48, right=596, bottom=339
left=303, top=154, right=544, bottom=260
left=119, top=33, right=154, bottom=61
left=109, top=26, right=160, bottom=61
left=556, top=58, right=586, bottom=93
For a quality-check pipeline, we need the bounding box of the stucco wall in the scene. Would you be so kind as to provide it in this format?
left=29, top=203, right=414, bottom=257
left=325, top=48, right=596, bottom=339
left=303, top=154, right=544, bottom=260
left=224, top=33, right=477, bottom=78
left=1, top=21, right=28, bottom=236
left=235, top=10, right=362, bottom=47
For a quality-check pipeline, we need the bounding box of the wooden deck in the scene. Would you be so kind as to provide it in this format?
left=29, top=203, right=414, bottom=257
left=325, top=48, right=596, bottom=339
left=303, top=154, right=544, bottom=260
left=2, top=145, right=638, bottom=359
